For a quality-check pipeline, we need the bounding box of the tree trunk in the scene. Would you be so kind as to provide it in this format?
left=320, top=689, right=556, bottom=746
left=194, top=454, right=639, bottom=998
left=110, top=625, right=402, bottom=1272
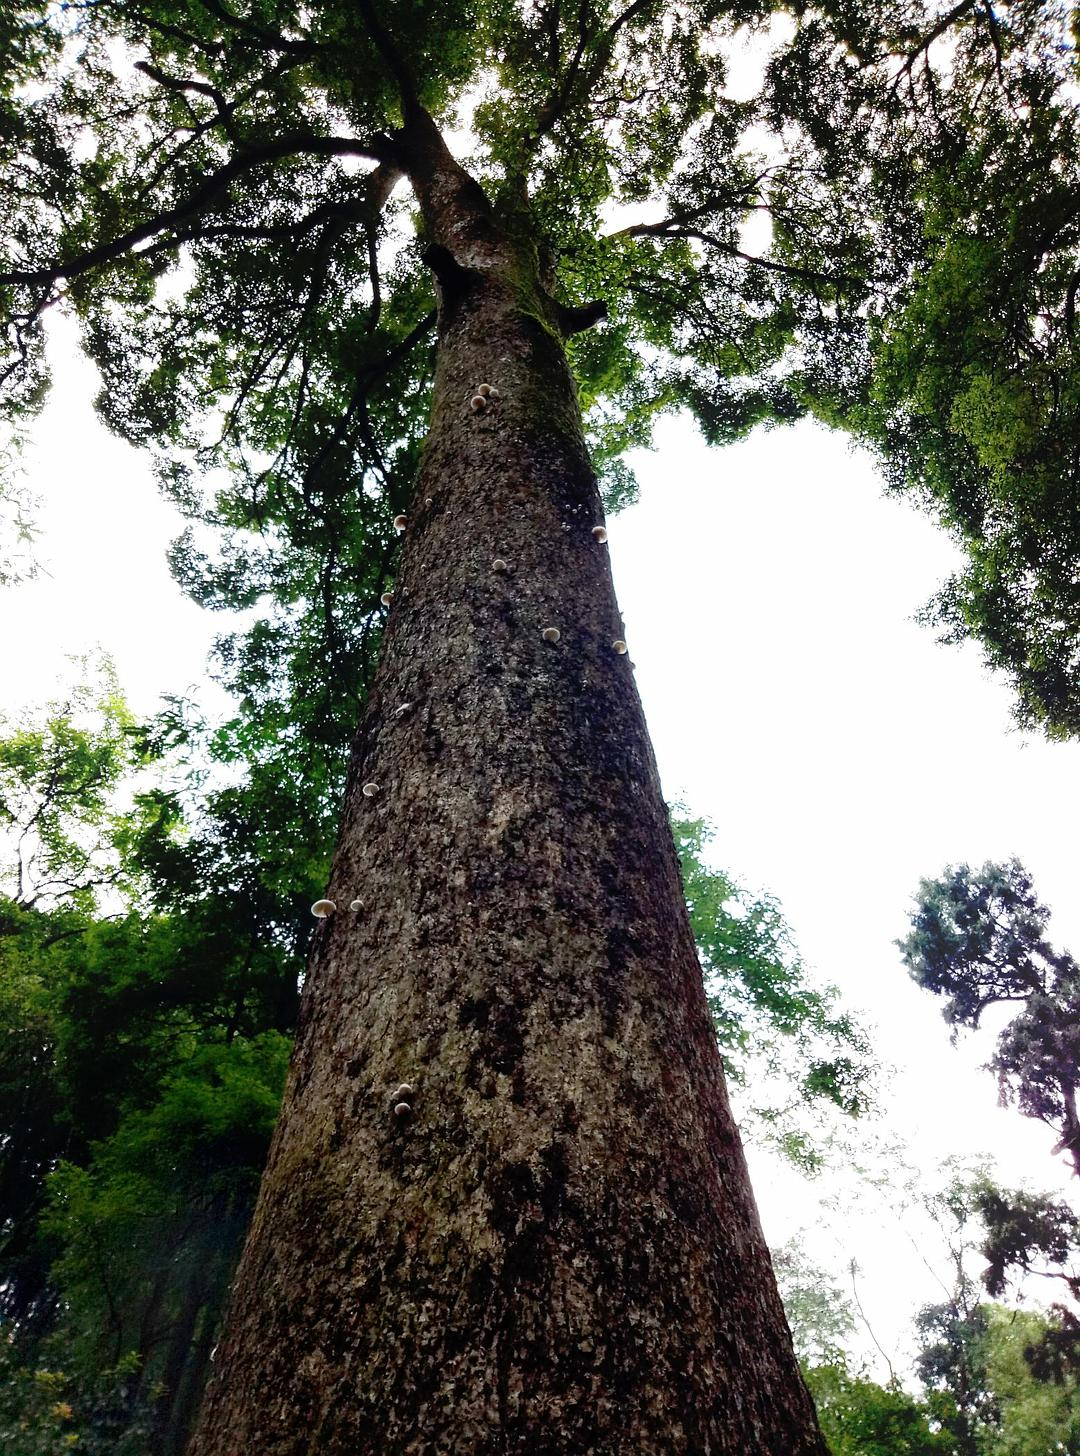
left=165, top=1272, right=224, bottom=1456
left=1059, top=1085, right=1080, bottom=1182
left=188, top=111, right=826, bottom=1456
left=157, top=1265, right=209, bottom=1452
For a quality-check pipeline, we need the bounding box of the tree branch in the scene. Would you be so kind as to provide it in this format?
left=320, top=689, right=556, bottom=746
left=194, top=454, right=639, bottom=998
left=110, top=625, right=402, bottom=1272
left=134, top=60, right=232, bottom=119
left=255, top=308, right=437, bottom=512
left=362, top=159, right=404, bottom=334
left=893, top=0, right=977, bottom=81
left=611, top=221, right=864, bottom=288
left=194, top=0, right=319, bottom=57
left=354, top=0, right=421, bottom=118
left=529, top=0, right=658, bottom=147
left=0, top=134, right=391, bottom=298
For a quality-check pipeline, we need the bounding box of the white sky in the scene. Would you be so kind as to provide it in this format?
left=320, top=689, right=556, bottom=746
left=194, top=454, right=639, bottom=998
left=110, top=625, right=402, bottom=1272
left=4, top=314, right=1079, bottom=1381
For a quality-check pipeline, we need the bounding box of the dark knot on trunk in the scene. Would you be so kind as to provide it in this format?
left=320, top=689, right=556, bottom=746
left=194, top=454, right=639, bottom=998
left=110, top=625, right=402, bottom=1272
left=554, top=298, right=608, bottom=336
left=421, top=244, right=483, bottom=306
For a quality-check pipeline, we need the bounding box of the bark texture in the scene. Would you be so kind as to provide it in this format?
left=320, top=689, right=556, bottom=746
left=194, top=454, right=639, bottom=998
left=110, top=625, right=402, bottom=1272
left=189, top=115, right=826, bottom=1456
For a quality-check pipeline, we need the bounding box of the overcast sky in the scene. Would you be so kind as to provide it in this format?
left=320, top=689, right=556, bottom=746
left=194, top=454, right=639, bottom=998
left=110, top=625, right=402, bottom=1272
left=4, top=313, right=1079, bottom=1379
left=616, top=417, right=1080, bottom=1370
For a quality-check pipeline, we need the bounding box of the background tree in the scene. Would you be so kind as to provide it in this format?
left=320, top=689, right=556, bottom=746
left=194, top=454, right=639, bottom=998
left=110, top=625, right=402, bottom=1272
left=772, top=1238, right=967, bottom=1456
left=916, top=1298, right=1080, bottom=1454
left=975, top=1182, right=1080, bottom=1383
left=775, top=1181, right=1080, bottom=1456
left=901, top=859, right=1080, bottom=1372
left=0, top=661, right=138, bottom=909
left=900, top=858, right=1080, bottom=1179
left=0, top=673, right=298, bottom=1455
left=803, top=1362, right=957, bottom=1456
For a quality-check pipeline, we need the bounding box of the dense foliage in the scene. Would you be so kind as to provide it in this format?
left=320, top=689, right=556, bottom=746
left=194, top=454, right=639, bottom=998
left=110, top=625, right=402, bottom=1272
left=0, top=676, right=304, bottom=1454
left=812, top=0, right=1080, bottom=738
left=0, top=1, right=1078, bottom=734
left=915, top=1300, right=1080, bottom=1453
left=804, top=1363, right=956, bottom=1456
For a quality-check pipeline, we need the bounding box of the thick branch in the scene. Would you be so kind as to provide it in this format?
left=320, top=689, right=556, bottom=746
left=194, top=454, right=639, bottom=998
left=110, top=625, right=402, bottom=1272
left=555, top=298, right=608, bottom=335
left=421, top=243, right=483, bottom=301
left=0, top=134, right=391, bottom=295
left=134, top=60, right=232, bottom=118
left=611, top=221, right=864, bottom=288
left=354, top=0, right=422, bottom=118
left=363, top=159, right=405, bottom=333
left=529, top=0, right=657, bottom=147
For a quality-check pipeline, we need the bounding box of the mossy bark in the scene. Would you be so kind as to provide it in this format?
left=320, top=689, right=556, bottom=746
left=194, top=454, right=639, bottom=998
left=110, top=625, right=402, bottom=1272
left=188, top=114, right=826, bottom=1456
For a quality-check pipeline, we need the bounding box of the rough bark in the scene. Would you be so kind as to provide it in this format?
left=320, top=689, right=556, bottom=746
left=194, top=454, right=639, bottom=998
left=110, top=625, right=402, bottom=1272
left=188, top=114, right=827, bottom=1456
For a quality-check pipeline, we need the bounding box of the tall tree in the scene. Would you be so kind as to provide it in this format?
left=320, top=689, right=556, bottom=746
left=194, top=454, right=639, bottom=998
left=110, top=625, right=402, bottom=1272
left=2, top=1, right=1075, bottom=1449
left=144, top=97, right=830, bottom=1442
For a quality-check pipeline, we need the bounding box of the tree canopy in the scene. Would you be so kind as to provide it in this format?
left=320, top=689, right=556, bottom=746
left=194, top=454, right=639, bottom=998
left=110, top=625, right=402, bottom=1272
left=1, top=0, right=1078, bottom=734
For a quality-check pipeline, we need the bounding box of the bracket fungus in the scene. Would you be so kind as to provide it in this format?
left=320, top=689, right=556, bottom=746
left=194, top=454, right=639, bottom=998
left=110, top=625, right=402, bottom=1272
left=592, top=525, right=608, bottom=543
left=362, top=781, right=380, bottom=797
left=476, top=382, right=499, bottom=399
left=611, top=639, right=628, bottom=655
left=380, top=589, right=394, bottom=607
left=349, top=898, right=364, bottom=912
left=470, top=393, right=488, bottom=412
left=311, top=899, right=336, bottom=918
left=393, top=1101, right=413, bottom=1119
left=393, top=514, right=407, bottom=533
left=492, top=558, right=509, bottom=573
left=394, top=1082, right=416, bottom=1101
left=542, top=627, right=561, bottom=643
